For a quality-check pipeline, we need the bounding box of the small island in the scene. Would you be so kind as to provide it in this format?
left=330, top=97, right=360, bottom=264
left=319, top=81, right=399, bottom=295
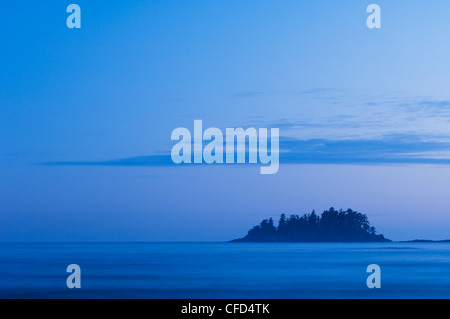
left=231, top=207, right=391, bottom=242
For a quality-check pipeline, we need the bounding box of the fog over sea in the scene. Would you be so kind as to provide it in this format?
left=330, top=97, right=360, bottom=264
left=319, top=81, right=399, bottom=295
left=1, top=242, right=449, bottom=299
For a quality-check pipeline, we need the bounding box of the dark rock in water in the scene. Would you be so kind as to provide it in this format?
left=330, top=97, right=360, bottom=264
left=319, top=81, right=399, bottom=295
left=402, top=239, right=450, bottom=243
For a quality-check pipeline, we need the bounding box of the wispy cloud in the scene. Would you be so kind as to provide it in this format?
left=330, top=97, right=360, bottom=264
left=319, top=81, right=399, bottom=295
left=43, top=89, right=450, bottom=168
left=230, top=91, right=264, bottom=99
left=296, top=88, right=334, bottom=95
left=44, top=155, right=173, bottom=167
left=279, top=134, right=450, bottom=165
left=44, top=134, right=450, bottom=167
left=397, top=99, right=450, bottom=117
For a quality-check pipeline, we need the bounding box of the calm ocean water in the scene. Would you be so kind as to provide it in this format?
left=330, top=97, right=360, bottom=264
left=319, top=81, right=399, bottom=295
left=0, top=242, right=449, bottom=299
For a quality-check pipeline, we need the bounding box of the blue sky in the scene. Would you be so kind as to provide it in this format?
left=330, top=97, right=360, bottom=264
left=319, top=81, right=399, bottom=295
left=2, top=0, right=450, bottom=241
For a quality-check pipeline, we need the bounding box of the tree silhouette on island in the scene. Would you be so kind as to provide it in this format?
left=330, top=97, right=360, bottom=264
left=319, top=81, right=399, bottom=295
left=231, top=207, right=391, bottom=242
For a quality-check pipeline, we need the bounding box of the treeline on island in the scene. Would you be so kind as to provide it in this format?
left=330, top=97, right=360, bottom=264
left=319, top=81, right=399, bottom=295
left=231, top=207, right=390, bottom=242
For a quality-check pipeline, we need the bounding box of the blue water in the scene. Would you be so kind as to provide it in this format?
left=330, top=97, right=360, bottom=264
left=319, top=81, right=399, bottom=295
left=1, top=242, right=450, bottom=298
